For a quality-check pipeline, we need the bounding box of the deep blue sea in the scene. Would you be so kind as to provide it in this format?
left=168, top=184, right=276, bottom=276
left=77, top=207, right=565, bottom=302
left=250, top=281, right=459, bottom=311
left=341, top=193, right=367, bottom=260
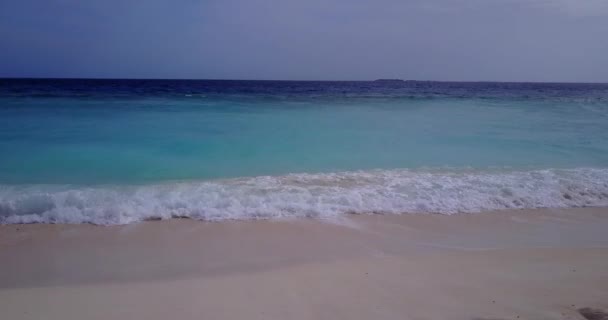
left=1, top=79, right=608, bottom=224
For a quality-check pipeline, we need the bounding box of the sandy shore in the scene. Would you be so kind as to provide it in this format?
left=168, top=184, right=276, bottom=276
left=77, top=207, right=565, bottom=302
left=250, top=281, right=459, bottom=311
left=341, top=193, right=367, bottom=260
left=1, top=208, right=608, bottom=320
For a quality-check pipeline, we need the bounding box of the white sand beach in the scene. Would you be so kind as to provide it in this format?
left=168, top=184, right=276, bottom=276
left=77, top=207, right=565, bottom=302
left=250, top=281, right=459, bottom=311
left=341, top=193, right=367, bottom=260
left=1, top=208, right=607, bottom=320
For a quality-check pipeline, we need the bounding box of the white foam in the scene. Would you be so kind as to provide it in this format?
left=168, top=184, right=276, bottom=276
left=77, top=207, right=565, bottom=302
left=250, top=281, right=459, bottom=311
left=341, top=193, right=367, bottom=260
left=1, top=168, right=608, bottom=225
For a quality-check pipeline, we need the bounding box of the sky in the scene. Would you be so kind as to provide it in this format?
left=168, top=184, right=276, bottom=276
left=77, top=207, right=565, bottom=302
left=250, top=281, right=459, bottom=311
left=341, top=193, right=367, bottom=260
left=0, top=0, right=607, bottom=82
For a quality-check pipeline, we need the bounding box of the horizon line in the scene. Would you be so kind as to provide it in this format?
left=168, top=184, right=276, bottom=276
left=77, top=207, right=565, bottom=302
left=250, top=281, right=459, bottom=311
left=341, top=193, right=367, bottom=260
left=1, top=77, right=607, bottom=85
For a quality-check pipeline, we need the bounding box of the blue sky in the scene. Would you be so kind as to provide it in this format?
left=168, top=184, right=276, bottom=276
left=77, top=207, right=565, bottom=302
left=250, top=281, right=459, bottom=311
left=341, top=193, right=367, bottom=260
left=1, top=0, right=607, bottom=81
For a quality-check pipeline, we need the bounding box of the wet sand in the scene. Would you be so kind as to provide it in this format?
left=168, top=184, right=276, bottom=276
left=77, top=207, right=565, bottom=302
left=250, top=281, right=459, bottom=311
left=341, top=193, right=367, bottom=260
left=1, top=208, right=608, bottom=320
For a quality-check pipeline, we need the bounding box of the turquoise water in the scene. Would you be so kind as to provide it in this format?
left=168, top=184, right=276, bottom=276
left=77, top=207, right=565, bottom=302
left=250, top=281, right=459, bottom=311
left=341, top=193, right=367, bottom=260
left=1, top=80, right=608, bottom=224
left=2, top=97, right=607, bottom=184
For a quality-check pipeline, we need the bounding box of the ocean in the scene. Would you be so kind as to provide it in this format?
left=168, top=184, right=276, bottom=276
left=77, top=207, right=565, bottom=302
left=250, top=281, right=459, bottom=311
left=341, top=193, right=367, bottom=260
left=1, top=79, right=608, bottom=224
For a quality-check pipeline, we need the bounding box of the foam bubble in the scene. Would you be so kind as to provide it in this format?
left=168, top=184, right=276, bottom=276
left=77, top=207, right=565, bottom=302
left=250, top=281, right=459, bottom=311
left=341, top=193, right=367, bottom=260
left=1, top=168, right=608, bottom=225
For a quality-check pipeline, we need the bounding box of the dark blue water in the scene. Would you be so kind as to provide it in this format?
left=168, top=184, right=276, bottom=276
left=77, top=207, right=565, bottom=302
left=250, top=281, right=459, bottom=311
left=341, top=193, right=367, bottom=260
left=3, top=78, right=608, bottom=101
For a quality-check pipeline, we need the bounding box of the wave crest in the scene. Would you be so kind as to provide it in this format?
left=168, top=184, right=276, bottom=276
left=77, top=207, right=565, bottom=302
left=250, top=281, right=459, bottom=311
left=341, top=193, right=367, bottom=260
left=1, top=168, right=608, bottom=225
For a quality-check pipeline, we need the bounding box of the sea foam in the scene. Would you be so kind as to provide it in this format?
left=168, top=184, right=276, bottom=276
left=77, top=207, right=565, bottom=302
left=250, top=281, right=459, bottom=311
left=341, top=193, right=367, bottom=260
left=1, top=168, right=607, bottom=225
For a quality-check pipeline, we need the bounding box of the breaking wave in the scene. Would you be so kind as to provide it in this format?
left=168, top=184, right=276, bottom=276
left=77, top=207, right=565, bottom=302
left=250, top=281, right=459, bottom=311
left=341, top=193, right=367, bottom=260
left=1, top=168, right=608, bottom=225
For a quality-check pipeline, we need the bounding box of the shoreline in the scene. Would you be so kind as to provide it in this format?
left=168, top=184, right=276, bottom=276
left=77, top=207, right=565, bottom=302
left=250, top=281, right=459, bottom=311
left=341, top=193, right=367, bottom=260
left=1, top=207, right=608, bottom=319
left=3, top=167, right=608, bottom=225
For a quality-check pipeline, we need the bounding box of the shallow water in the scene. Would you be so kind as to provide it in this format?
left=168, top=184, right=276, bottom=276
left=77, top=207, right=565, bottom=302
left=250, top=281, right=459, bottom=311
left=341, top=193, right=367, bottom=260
left=1, top=79, right=607, bottom=224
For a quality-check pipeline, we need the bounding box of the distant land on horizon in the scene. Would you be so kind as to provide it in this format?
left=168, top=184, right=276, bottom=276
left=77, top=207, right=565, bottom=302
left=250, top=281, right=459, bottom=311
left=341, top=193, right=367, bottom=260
left=373, top=79, right=407, bottom=82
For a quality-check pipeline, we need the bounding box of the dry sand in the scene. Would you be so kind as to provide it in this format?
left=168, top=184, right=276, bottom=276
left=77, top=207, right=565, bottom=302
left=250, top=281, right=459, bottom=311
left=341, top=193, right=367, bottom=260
left=1, top=208, right=608, bottom=320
